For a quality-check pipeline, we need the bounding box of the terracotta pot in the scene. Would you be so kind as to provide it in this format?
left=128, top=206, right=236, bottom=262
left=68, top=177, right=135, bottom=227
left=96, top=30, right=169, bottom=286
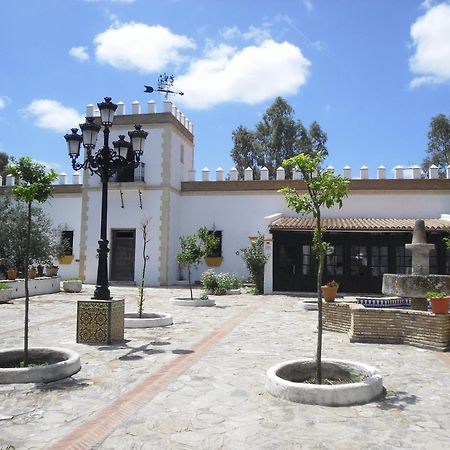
left=321, top=285, right=338, bottom=302
left=28, top=268, right=37, bottom=279
left=430, top=297, right=450, bottom=314
left=6, top=268, right=17, bottom=281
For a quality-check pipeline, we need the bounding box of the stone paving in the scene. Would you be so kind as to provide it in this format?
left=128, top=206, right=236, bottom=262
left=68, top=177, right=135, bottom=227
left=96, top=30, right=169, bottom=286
left=1, top=286, right=450, bottom=449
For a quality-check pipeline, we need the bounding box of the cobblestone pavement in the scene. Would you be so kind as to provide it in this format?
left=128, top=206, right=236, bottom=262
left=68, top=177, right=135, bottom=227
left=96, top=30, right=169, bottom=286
left=1, top=286, right=450, bottom=449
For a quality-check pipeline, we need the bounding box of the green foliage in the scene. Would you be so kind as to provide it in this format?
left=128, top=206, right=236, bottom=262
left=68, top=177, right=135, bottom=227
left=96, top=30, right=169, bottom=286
left=201, top=269, right=242, bottom=295
left=241, top=235, right=268, bottom=294
left=230, top=97, right=327, bottom=179
left=8, top=157, right=58, bottom=204
left=0, top=197, right=65, bottom=273
left=426, top=291, right=447, bottom=299
left=280, top=150, right=349, bottom=384
left=64, top=277, right=81, bottom=281
left=0, top=151, right=9, bottom=183
left=5, top=157, right=57, bottom=368
left=422, top=113, right=450, bottom=177
left=176, top=227, right=219, bottom=300
left=0, top=282, right=12, bottom=289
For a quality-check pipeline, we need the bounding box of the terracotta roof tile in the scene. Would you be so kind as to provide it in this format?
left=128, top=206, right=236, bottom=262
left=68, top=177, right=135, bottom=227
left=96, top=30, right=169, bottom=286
left=269, top=217, right=450, bottom=232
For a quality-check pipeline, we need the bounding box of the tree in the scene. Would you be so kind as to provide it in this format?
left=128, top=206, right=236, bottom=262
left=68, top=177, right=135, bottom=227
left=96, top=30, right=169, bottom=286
left=280, top=151, right=349, bottom=384
left=0, top=152, right=9, bottom=184
left=241, top=234, right=268, bottom=294
left=0, top=198, right=64, bottom=273
left=137, top=219, right=150, bottom=318
left=230, top=97, right=328, bottom=179
left=7, top=157, right=58, bottom=366
left=176, top=227, right=219, bottom=301
left=422, top=113, right=450, bottom=177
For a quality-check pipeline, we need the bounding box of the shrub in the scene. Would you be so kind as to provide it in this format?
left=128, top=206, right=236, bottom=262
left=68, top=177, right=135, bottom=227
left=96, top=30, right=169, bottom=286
left=241, top=235, right=268, bottom=294
left=201, top=270, right=242, bottom=295
left=0, top=282, right=12, bottom=290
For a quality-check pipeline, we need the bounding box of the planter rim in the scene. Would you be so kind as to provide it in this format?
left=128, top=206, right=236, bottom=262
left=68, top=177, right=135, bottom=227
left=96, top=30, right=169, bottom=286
left=171, top=296, right=216, bottom=307
left=0, top=347, right=81, bottom=384
left=124, top=311, right=173, bottom=328
left=266, top=358, right=383, bottom=406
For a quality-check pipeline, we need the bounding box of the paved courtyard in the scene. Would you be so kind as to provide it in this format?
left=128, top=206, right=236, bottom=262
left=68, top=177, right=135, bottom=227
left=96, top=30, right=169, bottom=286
left=1, top=285, right=450, bottom=449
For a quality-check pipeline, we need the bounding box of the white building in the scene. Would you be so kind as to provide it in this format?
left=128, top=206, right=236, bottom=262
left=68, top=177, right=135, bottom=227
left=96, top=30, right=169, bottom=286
left=2, top=100, right=450, bottom=294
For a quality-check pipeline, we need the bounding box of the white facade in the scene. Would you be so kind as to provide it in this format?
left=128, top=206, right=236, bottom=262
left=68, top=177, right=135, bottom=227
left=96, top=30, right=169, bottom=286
left=3, top=101, right=450, bottom=292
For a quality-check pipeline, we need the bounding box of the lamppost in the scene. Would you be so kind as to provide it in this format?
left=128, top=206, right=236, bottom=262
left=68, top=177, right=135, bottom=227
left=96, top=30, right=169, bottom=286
left=64, top=97, right=148, bottom=301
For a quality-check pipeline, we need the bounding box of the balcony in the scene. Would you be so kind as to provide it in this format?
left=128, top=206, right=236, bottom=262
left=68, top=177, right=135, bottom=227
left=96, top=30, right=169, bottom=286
left=110, top=162, right=145, bottom=183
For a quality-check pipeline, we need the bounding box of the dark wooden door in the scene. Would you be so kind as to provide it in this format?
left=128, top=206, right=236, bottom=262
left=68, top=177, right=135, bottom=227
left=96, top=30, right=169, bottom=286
left=110, top=230, right=136, bottom=281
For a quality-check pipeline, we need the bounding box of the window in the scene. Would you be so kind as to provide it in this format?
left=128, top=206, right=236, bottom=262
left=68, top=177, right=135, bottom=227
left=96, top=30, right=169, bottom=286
left=396, top=247, right=412, bottom=274
left=207, top=231, right=222, bottom=257
left=111, top=162, right=145, bottom=182
left=371, top=246, right=388, bottom=276
left=180, top=144, right=184, bottom=163
left=62, top=230, right=74, bottom=256
left=326, top=245, right=343, bottom=276
left=302, top=245, right=312, bottom=275
left=351, top=245, right=368, bottom=276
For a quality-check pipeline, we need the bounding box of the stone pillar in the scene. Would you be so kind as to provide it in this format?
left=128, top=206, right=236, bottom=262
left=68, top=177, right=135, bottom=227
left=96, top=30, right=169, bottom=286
left=377, top=165, right=386, bottom=179
left=244, top=167, right=253, bottom=181
left=202, top=167, right=210, bottom=181
left=116, top=102, right=125, bottom=115
left=276, top=167, right=285, bottom=180
left=132, top=101, right=140, bottom=115
left=260, top=167, right=269, bottom=181
left=343, top=166, right=352, bottom=179
left=229, top=167, right=238, bottom=181
left=216, top=167, right=224, bottom=181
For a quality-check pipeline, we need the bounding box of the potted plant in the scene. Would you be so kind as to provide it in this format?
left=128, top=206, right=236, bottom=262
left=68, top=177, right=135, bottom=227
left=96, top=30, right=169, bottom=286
left=62, top=277, right=82, bottom=293
left=321, top=280, right=339, bottom=302
left=45, top=264, right=59, bottom=277
left=0, top=282, right=13, bottom=303
left=28, top=266, right=37, bottom=279
left=426, top=291, right=450, bottom=314
left=6, top=267, right=17, bottom=280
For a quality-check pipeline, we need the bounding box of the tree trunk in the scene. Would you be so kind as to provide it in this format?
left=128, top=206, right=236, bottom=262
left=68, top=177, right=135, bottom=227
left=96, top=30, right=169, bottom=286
left=23, top=201, right=32, bottom=367
left=315, top=216, right=324, bottom=384
left=188, top=265, right=193, bottom=300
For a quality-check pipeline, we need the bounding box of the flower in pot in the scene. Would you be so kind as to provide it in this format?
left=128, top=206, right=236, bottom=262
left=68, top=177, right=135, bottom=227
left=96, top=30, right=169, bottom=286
left=321, top=280, right=339, bottom=302
left=0, top=282, right=13, bottom=303
left=28, top=266, right=37, bottom=279
left=6, top=267, right=17, bottom=280
left=426, top=291, right=449, bottom=314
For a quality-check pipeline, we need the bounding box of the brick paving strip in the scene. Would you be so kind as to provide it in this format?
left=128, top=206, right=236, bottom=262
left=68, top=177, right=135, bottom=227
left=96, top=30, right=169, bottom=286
left=47, top=300, right=267, bottom=450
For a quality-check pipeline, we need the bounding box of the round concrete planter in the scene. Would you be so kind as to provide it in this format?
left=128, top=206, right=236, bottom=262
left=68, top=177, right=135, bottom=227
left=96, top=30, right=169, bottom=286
left=300, top=300, right=318, bottom=311
left=266, top=358, right=383, bottom=406
left=0, top=347, right=81, bottom=384
left=62, top=280, right=82, bottom=293
left=124, top=312, right=173, bottom=328
left=0, top=288, right=13, bottom=303
left=172, top=296, right=216, bottom=307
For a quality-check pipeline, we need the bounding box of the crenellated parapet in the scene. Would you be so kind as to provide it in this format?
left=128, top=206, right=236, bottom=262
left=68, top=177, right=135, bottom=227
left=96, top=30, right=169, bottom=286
left=85, top=100, right=193, bottom=135
left=187, top=164, right=448, bottom=182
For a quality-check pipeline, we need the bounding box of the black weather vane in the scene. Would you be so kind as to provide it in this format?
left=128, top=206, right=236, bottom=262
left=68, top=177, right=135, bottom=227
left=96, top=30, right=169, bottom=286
left=144, top=73, right=184, bottom=99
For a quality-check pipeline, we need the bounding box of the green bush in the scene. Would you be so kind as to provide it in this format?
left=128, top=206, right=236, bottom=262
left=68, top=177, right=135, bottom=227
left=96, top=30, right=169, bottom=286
left=64, top=277, right=80, bottom=281
left=201, top=270, right=242, bottom=295
left=0, top=282, right=12, bottom=290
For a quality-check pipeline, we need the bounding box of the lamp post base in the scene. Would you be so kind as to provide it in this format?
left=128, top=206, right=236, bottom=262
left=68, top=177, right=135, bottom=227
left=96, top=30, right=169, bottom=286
left=76, top=298, right=124, bottom=345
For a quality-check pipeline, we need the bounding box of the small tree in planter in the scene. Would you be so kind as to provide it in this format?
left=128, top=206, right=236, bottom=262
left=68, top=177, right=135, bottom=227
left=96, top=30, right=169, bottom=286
left=176, top=227, right=219, bottom=301
left=137, top=219, right=150, bottom=318
left=241, top=234, right=268, bottom=294
left=280, top=151, right=349, bottom=384
left=7, top=157, right=57, bottom=366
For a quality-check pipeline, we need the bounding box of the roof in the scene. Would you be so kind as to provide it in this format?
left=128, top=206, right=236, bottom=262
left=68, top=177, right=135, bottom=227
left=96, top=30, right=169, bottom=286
left=269, top=217, right=450, bottom=232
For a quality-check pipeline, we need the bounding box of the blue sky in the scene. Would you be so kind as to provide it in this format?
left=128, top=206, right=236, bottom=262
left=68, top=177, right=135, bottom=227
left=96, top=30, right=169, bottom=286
left=1, top=0, right=450, bottom=179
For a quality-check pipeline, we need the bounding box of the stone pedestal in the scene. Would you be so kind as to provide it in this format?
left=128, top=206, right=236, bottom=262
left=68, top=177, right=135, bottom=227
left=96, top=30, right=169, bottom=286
left=76, top=298, right=124, bottom=345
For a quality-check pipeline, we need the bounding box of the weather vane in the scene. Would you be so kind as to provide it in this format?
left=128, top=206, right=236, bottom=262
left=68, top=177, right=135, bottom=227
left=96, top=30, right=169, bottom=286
left=144, top=73, right=184, bottom=99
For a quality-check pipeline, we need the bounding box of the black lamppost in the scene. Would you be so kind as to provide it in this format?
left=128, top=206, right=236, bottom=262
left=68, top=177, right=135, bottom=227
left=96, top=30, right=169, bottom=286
left=64, top=97, right=148, bottom=300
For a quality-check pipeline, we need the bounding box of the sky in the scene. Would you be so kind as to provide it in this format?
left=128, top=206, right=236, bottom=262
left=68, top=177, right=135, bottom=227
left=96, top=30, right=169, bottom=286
left=1, top=0, right=450, bottom=179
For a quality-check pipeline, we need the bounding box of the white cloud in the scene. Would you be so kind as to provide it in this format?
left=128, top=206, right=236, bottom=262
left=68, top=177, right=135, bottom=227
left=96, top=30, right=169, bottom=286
left=176, top=39, right=310, bottom=109
left=421, top=0, right=435, bottom=9
left=303, top=0, right=313, bottom=12
left=24, top=99, right=84, bottom=133
left=94, top=23, right=195, bottom=73
left=220, top=25, right=271, bottom=44
left=69, top=46, right=89, bottom=62
left=0, top=96, right=11, bottom=110
left=410, top=3, right=450, bottom=87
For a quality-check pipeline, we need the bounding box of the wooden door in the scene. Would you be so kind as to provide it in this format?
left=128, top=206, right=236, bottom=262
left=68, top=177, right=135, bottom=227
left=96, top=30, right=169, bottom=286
left=110, top=230, right=136, bottom=281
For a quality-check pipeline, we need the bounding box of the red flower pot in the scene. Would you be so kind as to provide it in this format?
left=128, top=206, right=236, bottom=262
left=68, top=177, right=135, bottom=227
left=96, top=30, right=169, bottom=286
left=430, top=297, right=450, bottom=314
